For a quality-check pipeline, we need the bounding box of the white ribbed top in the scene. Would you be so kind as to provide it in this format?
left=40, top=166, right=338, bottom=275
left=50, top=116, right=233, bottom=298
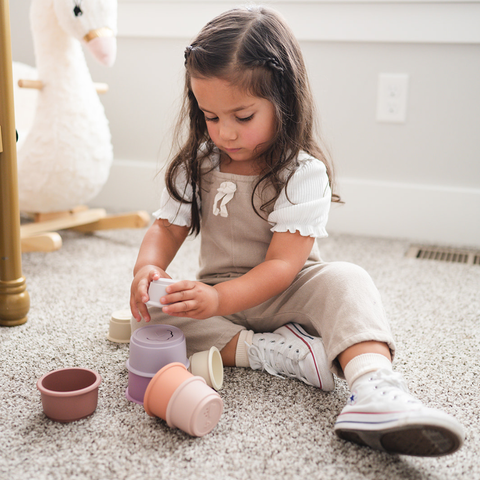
left=153, top=151, right=331, bottom=238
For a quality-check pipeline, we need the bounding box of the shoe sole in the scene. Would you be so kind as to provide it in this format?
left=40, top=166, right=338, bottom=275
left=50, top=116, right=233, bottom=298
left=334, top=413, right=464, bottom=456
left=283, top=323, right=335, bottom=391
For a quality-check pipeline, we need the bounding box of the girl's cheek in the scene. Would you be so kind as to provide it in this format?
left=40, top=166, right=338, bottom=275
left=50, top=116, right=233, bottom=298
left=206, top=125, right=216, bottom=141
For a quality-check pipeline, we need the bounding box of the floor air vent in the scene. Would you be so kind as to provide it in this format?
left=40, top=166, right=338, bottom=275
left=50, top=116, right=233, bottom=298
left=406, top=245, right=480, bottom=265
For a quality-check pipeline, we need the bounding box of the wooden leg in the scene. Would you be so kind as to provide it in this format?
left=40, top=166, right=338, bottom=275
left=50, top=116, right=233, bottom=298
left=21, top=208, right=108, bottom=238
left=21, top=232, right=63, bottom=252
left=33, top=205, right=89, bottom=223
left=71, top=211, right=150, bottom=233
left=19, top=208, right=150, bottom=254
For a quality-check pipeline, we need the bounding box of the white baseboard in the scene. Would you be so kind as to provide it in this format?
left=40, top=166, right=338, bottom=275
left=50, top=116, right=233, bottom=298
left=91, top=160, right=480, bottom=248
left=329, top=178, right=480, bottom=248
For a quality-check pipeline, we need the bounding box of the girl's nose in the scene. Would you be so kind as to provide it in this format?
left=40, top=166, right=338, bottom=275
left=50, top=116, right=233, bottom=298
left=219, top=121, right=237, bottom=141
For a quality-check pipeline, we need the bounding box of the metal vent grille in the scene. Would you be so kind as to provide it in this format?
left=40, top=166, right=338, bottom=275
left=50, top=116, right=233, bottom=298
left=406, top=245, right=480, bottom=265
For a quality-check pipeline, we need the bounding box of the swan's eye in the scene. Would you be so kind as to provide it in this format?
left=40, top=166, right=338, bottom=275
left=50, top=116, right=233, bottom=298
left=73, top=1, right=83, bottom=17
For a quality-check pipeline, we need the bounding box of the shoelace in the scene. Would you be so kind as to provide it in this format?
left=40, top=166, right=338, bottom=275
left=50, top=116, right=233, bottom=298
left=247, top=338, right=312, bottom=385
left=367, top=369, right=420, bottom=403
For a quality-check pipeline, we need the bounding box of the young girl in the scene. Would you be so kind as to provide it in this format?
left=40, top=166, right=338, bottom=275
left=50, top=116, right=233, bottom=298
left=130, top=6, right=464, bottom=457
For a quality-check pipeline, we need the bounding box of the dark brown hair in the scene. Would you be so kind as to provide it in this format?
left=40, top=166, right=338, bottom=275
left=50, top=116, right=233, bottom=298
left=166, top=6, right=340, bottom=235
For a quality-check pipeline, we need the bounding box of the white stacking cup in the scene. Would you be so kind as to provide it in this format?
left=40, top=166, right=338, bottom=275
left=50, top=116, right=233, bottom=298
left=146, top=278, right=177, bottom=308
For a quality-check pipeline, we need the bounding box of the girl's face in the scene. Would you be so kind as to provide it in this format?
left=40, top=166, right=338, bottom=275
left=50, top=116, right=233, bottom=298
left=190, top=76, right=276, bottom=175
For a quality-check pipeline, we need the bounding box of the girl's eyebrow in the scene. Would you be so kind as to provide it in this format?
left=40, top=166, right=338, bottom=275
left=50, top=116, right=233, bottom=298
left=199, top=103, right=255, bottom=114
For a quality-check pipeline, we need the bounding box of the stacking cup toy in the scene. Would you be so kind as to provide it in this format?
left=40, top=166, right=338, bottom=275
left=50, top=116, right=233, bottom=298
left=107, top=309, right=131, bottom=343
left=146, top=278, right=177, bottom=308
left=188, top=346, right=224, bottom=390
left=125, top=325, right=189, bottom=404
left=37, top=368, right=102, bottom=423
left=144, top=363, right=223, bottom=437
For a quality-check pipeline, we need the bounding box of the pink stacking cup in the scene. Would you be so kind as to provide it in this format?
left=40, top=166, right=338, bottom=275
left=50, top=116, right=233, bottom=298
left=166, top=376, right=223, bottom=437
left=144, top=363, right=223, bottom=437
left=143, top=363, right=192, bottom=419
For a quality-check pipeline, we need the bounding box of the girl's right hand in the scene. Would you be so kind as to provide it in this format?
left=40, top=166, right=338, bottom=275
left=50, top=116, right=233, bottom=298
left=130, top=265, right=170, bottom=323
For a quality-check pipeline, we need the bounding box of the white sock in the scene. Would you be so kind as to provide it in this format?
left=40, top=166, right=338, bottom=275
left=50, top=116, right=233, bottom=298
left=235, top=330, right=254, bottom=368
left=343, top=353, right=392, bottom=389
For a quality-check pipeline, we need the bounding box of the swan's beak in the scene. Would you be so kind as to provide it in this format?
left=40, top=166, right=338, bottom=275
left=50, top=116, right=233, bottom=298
left=84, top=27, right=117, bottom=67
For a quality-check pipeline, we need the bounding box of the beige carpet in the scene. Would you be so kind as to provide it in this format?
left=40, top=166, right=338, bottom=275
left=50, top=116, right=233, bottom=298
left=1, top=227, right=479, bottom=479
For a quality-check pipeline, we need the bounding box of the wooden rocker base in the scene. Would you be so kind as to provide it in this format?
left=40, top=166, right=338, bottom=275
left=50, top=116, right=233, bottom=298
left=21, top=232, right=63, bottom=253
left=20, top=207, right=150, bottom=253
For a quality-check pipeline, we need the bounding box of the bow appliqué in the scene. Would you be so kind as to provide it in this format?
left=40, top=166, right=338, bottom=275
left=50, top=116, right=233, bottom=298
left=213, top=181, right=237, bottom=217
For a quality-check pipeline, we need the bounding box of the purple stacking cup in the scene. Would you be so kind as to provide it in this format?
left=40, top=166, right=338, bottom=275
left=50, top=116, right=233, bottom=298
left=125, top=325, right=189, bottom=404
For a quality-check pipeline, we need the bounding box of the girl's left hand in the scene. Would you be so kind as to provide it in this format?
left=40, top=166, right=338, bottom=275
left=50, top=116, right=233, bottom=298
left=160, top=281, right=220, bottom=319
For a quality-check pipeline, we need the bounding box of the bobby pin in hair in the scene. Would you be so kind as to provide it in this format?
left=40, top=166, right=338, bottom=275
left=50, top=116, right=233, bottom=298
left=265, top=57, right=284, bottom=75
left=184, top=45, right=194, bottom=65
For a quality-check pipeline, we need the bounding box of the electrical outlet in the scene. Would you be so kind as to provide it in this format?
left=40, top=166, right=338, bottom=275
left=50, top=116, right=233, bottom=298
left=376, top=73, right=409, bottom=123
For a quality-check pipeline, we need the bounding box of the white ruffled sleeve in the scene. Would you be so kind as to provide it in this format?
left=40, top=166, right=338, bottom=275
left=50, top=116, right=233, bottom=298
left=267, top=154, right=331, bottom=238
left=152, top=169, right=194, bottom=227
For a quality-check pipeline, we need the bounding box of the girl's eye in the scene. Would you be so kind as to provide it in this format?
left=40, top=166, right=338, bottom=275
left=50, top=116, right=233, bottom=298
left=237, top=114, right=254, bottom=122
left=204, top=116, right=218, bottom=122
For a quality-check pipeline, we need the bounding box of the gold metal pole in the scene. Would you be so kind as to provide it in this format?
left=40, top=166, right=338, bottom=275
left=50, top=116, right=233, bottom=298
left=0, top=0, right=30, bottom=326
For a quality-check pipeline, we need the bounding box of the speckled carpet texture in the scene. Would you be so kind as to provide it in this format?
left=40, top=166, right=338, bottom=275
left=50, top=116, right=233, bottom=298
left=1, top=227, right=479, bottom=480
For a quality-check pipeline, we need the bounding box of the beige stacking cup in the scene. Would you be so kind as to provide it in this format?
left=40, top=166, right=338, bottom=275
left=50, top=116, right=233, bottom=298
left=188, top=346, right=223, bottom=391
left=107, top=309, right=132, bottom=343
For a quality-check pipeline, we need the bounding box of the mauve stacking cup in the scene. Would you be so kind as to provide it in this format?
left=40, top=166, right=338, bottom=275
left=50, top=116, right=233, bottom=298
left=37, top=368, right=102, bottom=423
left=125, top=325, right=189, bottom=404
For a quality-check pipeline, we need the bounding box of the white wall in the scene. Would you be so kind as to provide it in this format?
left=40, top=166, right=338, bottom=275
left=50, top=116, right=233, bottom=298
left=10, top=0, right=480, bottom=247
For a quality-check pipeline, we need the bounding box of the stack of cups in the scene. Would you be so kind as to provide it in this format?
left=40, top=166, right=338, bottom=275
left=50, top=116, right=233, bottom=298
left=125, top=325, right=190, bottom=404
left=125, top=324, right=224, bottom=437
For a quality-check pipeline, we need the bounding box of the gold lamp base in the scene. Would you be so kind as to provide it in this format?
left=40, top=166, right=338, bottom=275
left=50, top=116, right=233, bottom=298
left=0, top=276, right=29, bottom=326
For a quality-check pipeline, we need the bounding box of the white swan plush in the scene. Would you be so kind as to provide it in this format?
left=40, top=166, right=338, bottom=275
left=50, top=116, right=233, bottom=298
left=13, top=61, right=38, bottom=152
left=16, top=0, right=117, bottom=213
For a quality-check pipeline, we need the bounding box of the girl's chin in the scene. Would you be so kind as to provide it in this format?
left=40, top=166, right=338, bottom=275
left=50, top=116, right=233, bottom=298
left=222, top=148, right=243, bottom=157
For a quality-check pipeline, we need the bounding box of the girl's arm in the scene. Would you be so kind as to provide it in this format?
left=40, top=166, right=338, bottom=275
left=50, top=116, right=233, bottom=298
left=161, top=230, right=315, bottom=319
left=130, top=218, right=189, bottom=322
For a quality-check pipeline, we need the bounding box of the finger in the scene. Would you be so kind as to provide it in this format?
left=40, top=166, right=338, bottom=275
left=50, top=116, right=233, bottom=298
left=131, top=299, right=148, bottom=322
left=165, top=280, right=195, bottom=295
left=138, top=279, right=151, bottom=304
left=136, top=300, right=151, bottom=322
left=130, top=300, right=141, bottom=322
left=161, top=289, right=188, bottom=305
left=149, top=269, right=161, bottom=282
left=163, top=300, right=193, bottom=316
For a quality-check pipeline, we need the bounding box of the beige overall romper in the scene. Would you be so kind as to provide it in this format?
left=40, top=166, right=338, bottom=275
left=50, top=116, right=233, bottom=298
left=132, top=167, right=395, bottom=378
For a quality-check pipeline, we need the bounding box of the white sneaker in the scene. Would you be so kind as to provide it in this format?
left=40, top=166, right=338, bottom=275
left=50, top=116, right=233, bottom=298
left=247, top=323, right=335, bottom=391
left=334, top=369, right=465, bottom=456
